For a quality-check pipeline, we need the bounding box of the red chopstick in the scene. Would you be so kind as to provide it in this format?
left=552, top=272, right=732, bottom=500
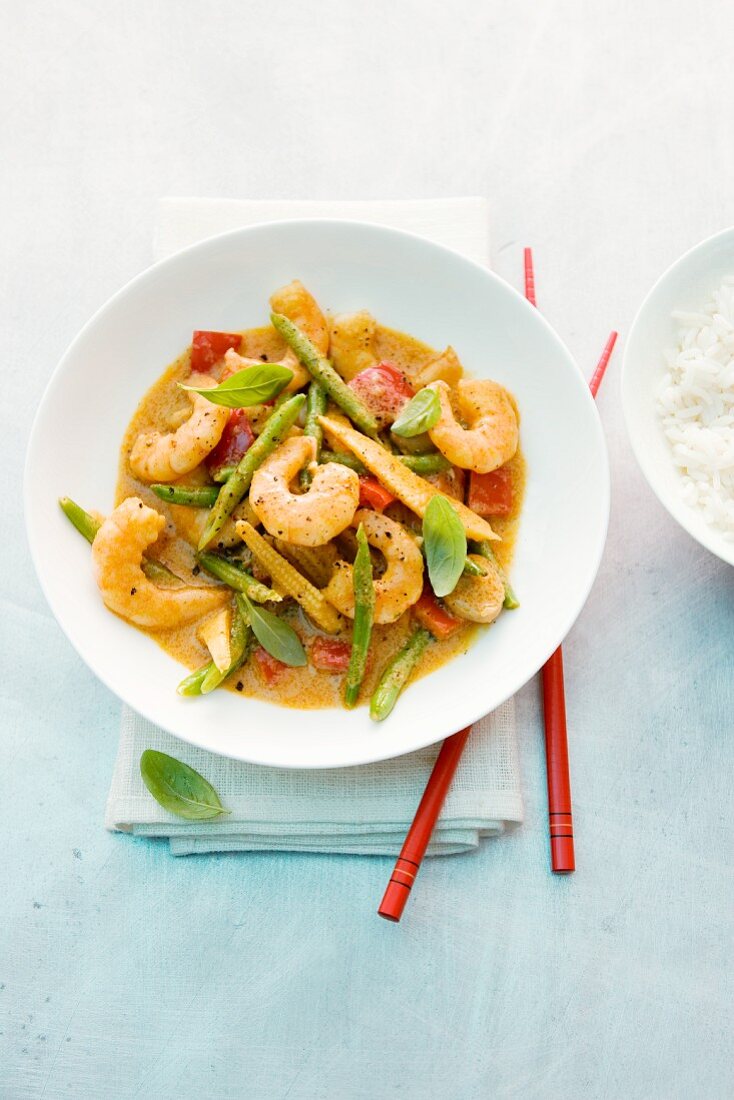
left=378, top=249, right=617, bottom=920
left=523, top=246, right=537, bottom=306
left=542, top=332, right=616, bottom=869
left=524, top=249, right=576, bottom=871
left=542, top=332, right=617, bottom=868
left=378, top=727, right=471, bottom=921
left=589, top=330, right=618, bottom=398
left=526, top=254, right=616, bottom=871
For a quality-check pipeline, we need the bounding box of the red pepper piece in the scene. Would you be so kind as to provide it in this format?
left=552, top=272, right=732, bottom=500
left=467, top=466, right=514, bottom=517
left=358, top=476, right=396, bottom=512
left=309, top=637, right=352, bottom=672
left=206, top=409, right=254, bottom=478
left=253, top=647, right=287, bottom=684
left=412, top=587, right=463, bottom=640
left=191, top=330, right=242, bottom=373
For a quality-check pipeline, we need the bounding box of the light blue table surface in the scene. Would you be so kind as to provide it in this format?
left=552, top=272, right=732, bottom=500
left=3, top=2, right=733, bottom=1097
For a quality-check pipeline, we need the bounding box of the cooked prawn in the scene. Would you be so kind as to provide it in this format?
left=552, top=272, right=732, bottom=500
left=323, top=509, right=424, bottom=624
left=249, top=436, right=360, bottom=546
left=91, top=498, right=228, bottom=629
left=129, top=374, right=229, bottom=482
left=270, top=280, right=329, bottom=390
left=414, top=346, right=464, bottom=388
left=443, top=553, right=504, bottom=624
left=427, top=379, right=519, bottom=474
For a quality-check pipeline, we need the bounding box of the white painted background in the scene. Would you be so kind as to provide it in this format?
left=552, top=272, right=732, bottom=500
left=3, top=1, right=733, bottom=1097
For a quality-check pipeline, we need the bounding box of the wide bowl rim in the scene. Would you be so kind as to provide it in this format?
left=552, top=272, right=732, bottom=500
left=25, top=218, right=610, bottom=768
left=621, top=223, right=734, bottom=569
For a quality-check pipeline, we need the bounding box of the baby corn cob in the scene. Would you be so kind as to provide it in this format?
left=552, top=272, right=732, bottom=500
left=318, top=417, right=499, bottom=542
left=236, top=521, right=342, bottom=633
left=273, top=540, right=337, bottom=589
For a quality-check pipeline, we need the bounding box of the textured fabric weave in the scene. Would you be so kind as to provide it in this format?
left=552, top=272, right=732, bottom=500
left=105, top=196, right=523, bottom=855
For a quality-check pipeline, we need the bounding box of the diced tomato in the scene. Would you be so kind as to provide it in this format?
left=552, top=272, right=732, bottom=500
left=358, top=476, right=396, bottom=512
left=309, top=637, right=352, bottom=672
left=348, top=361, right=415, bottom=428
left=206, top=409, right=254, bottom=477
left=468, top=466, right=514, bottom=517
left=191, top=330, right=242, bottom=373
left=253, top=647, right=287, bottom=684
left=373, top=361, right=415, bottom=394
left=412, top=587, right=463, bottom=639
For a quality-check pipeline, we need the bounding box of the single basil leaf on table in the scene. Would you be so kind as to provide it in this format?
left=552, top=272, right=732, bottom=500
left=179, top=364, right=293, bottom=408
left=391, top=387, right=441, bottom=437
left=240, top=594, right=307, bottom=667
left=139, top=749, right=230, bottom=821
left=423, top=495, right=467, bottom=598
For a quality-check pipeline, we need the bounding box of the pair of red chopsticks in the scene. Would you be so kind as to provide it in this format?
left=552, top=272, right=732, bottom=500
left=379, top=249, right=617, bottom=922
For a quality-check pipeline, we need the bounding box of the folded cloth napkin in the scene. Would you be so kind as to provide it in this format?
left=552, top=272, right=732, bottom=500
left=105, top=197, right=523, bottom=856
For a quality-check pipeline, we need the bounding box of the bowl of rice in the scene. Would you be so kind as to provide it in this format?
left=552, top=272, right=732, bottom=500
left=622, top=226, right=734, bottom=566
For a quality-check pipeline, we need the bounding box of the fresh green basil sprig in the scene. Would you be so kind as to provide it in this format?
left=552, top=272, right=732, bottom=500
left=179, top=364, right=293, bottom=408
left=239, top=592, right=307, bottom=667
left=391, top=387, right=441, bottom=437
left=139, top=749, right=230, bottom=820
left=422, top=495, right=467, bottom=597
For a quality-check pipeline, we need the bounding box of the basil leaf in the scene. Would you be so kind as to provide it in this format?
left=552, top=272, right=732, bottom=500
left=241, top=594, right=307, bottom=667
left=139, top=750, right=230, bottom=820
left=423, top=495, right=467, bottom=597
left=391, top=388, right=441, bottom=437
left=179, top=364, right=293, bottom=408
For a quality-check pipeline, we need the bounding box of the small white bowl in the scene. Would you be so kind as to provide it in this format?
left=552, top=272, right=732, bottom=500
left=25, top=220, right=609, bottom=768
left=622, top=226, right=734, bottom=567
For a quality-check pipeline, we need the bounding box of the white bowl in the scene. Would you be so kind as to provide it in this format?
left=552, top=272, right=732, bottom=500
left=25, top=220, right=609, bottom=768
left=622, top=226, right=734, bottom=567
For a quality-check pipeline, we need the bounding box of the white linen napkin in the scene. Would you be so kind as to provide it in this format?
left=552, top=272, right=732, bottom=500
left=105, top=197, right=523, bottom=856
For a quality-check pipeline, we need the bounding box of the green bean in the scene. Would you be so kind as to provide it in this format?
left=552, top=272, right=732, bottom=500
left=344, top=523, right=375, bottom=708
left=59, top=496, right=100, bottom=543
left=300, top=382, right=328, bottom=488
left=319, top=450, right=450, bottom=477
left=471, top=540, right=519, bottom=609
left=196, top=552, right=279, bottom=603
left=177, top=600, right=253, bottom=696
left=151, top=484, right=219, bottom=508
left=369, top=626, right=431, bottom=721
left=142, top=558, right=182, bottom=586
left=463, top=557, right=485, bottom=577
left=320, top=449, right=367, bottom=474
left=198, top=393, right=305, bottom=550
left=212, top=465, right=236, bottom=483
left=177, top=662, right=212, bottom=696
left=270, top=312, right=379, bottom=438
left=59, top=496, right=181, bottom=585
left=234, top=593, right=252, bottom=625
left=400, top=453, right=451, bottom=474
left=200, top=598, right=253, bottom=694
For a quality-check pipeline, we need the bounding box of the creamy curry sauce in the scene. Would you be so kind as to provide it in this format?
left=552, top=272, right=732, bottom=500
left=117, top=324, right=525, bottom=709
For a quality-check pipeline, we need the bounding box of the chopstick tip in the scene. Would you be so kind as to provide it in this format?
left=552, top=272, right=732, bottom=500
left=523, top=247, right=537, bottom=307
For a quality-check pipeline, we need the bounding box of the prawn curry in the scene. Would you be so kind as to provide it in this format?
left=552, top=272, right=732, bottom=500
left=61, top=281, right=524, bottom=721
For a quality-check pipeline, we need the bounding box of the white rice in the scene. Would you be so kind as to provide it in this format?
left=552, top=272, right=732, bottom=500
left=657, top=277, right=734, bottom=540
